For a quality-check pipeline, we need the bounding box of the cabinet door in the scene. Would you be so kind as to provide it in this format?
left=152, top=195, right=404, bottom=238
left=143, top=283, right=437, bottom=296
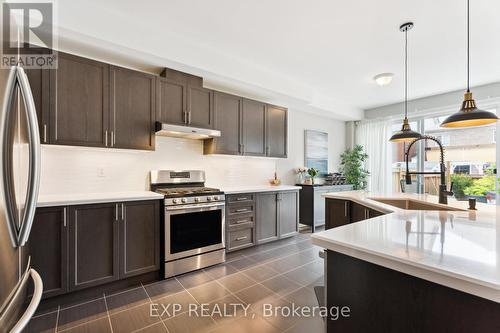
left=256, top=193, right=278, bottom=243
left=206, top=92, right=242, bottom=155
left=368, top=208, right=384, bottom=219
left=120, top=200, right=160, bottom=278
left=350, top=202, right=369, bottom=223
left=69, top=203, right=119, bottom=291
left=187, top=86, right=212, bottom=128
left=279, top=192, right=299, bottom=238
left=29, top=207, right=68, bottom=298
left=313, top=189, right=329, bottom=227
left=25, top=68, right=50, bottom=143
left=49, top=52, right=109, bottom=147
left=110, top=66, right=156, bottom=150
left=157, top=77, right=186, bottom=125
left=242, top=99, right=266, bottom=156
left=266, top=105, right=287, bottom=157
left=325, top=199, right=350, bottom=229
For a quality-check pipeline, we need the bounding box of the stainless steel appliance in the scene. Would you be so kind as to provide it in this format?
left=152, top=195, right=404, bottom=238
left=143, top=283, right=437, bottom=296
left=0, top=66, right=43, bottom=332
left=151, top=170, right=225, bottom=278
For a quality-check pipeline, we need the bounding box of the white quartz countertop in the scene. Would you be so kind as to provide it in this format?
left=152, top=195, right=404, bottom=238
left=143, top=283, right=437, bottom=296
left=311, top=191, right=500, bottom=303
left=37, top=191, right=164, bottom=207
left=221, top=185, right=301, bottom=194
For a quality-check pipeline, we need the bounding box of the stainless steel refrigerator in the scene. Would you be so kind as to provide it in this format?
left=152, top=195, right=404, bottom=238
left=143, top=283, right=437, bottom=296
left=0, top=66, right=43, bottom=332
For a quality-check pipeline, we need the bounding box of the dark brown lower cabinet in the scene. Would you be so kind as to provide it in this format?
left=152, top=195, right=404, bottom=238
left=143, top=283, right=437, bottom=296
left=68, top=200, right=161, bottom=291
left=30, top=206, right=68, bottom=298
left=326, top=198, right=385, bottom=229
left=68, top=203, right=120, bottom=291
left=120, top=200, right=160, bottom=278
left=256, top=191, right=299, bottom=244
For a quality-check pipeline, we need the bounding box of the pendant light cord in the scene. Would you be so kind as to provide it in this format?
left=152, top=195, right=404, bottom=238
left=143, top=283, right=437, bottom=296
left=404, top=28, right=408, bottom=118
left=467, top=0, right=470, bottom=92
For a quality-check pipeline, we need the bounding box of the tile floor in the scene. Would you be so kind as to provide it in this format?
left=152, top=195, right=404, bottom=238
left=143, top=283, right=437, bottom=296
left=25, top=230, right=325, bottom=333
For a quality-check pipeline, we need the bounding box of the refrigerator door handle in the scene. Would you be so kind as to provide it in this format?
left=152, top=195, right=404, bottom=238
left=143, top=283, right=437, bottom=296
left=0, top=67, right=20, bottom=247
left=15, top=66, right=41, bottom=247
left=9, top=269, right=43, bottom=333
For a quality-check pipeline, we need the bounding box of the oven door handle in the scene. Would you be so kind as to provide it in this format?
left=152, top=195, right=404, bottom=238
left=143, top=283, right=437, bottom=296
left=165, top=202, right=225, bottom=211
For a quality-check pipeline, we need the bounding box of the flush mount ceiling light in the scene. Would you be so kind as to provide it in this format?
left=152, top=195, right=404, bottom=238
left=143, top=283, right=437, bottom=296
left=440, top=0, right=498, bottom=128
left=389, top=22, right=422, bottom=142
left=373, top=73, right=394, bottom=86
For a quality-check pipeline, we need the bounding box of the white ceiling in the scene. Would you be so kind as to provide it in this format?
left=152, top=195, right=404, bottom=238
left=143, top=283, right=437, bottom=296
left=51, top=0, right=500, bottom=120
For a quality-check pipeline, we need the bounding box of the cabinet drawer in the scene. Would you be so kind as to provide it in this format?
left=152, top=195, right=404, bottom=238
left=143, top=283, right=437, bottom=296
left=227, top=204, right=255, bottom=216
left=228, top=215, right=255, bottom=227
left=227, top=193, right=255, bottom=204
left=228, top=228, right=254, bottom=250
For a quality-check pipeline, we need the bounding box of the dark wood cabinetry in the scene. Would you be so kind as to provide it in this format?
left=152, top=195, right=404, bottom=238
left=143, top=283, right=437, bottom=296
left=299, top=185, right=354, bottom=232
left=120, top=200, right=160, bottom=277
left=187, top=86, right=213, bottom=128
left=205, top=92, right=242, bottom=155
left=110, top=66, right=156, bottom=150
left=29, top=206, right=68, bottom=298
left=49, top=53, right=110, bottom=147
left=242, top=99, right=266, bottom=156
left=266, top=105, right=287, bottom=158
left=31, top=199, right=160, bottom=298
left=255, top=191, right=299, bottom=244
left=68, top=203, right=119, bottom=291
left=325, top=198, right=386, bottom=229
left=226, top=194, right=256, bottom=252
left=25, top=68, right=50, bottom=143
left=157, top=77, right=186, bottom=126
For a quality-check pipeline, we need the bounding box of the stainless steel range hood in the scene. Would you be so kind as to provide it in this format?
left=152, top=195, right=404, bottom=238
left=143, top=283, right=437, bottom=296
left=155, top=122, right=221, bottom=140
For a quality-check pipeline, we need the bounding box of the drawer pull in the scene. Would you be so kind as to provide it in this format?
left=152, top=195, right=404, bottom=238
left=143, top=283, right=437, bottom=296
left=235, top=208, right=248, bottom=213
left=236, top=197, right=248, bottom=201
left=234, top=219, right=249, bottom=224
left=235, top=236, right=248, bottom=241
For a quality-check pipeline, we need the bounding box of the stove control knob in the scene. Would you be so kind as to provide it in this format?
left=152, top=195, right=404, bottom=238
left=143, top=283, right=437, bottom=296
left=194, top=197, right=200, bottom=202
left=172, top=199, right=178, bottom=204
left=213, top=196, right=219, bottom=201
left=181, top=198, right=187, bottom=203
left=207, top=196, right=212, bottom=201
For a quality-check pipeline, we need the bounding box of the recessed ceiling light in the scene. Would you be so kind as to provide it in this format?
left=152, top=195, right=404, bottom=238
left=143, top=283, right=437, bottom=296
left=373, top=73, right=394, bottom=86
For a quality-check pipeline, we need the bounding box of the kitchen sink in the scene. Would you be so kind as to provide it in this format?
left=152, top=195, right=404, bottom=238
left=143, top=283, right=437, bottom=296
left=369, top=198, right=465, bottom=211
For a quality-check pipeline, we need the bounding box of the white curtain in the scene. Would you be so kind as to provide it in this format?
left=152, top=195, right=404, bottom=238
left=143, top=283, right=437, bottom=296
left=355, top=119, right=392, bottom=193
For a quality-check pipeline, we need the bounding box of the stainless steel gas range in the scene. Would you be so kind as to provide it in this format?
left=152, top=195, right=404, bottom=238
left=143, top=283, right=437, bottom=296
left=150, top=170, right=225, bottom=278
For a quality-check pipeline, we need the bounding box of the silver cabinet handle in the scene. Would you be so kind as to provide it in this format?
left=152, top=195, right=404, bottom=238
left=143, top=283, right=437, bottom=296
left=115, top=204, right=118, bottom=221
left=236, top=197, right=248, bottom=201
left=188, top=111, right=192, bottom=124
left=121, top=203, right=125, bottom=221
left=63, top=207, right=67, bottom=227
left=105, top=130, right=108, bottom=147
left=234, top=219, right=249, bottom=224
left=111, top=131, right=115, bottom=147
left=344, top=201, right=348, bottom=217
left=43, top=124, right=47, bottom=143
left=235, top=208, right=248, bottom=213
left=15, top=66, right=41, bottom=246
left=235, top=236, right=247, bottom=241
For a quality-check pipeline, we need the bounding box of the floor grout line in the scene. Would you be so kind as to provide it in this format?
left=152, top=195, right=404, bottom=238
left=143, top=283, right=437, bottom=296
left=141, top=282, right=171, bottom=333
left=53, top=305, right=60, bottom=333
left=103, top=292, right=114, bottom=333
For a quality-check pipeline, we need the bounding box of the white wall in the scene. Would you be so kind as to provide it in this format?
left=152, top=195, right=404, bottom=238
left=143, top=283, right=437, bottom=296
left=39, top=109, right=346, bottom=195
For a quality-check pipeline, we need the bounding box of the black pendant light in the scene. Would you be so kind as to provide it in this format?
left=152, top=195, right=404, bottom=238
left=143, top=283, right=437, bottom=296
left=440, top=0, right=498, bottom=128
left=389, top=22, right=422, bottom=142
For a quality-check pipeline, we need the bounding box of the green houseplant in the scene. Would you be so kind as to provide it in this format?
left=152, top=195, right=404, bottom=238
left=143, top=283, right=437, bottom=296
left=307, top=167, right=319, bottom=184
left=340, top=145, right=369, bottom=190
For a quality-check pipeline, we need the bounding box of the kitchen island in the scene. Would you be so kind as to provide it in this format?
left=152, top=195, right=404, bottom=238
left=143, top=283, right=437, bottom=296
left=311, top=191, right=500, bottom=332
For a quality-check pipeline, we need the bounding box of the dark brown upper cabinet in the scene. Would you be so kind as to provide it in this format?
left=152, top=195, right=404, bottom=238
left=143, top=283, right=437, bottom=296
left=187, top=85, right=213, bottom=128
left=266, top=104, right=287, bottom=158
left=49, top=52, right=110, bottom=147
left=25, top=68, right=50, bottom=143
left=242, top=99, right=266, bottom=156
left=204, top=92, right=242, bottom=155
left=157, top=68, right=213, bottom=129
left=110, top=66, right=156, bottom=150
left=29, top=206, right=68, bottom=299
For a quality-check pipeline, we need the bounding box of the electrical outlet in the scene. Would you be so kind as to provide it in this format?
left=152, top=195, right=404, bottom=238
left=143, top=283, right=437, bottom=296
left=97, top=168, right=105, bottom=177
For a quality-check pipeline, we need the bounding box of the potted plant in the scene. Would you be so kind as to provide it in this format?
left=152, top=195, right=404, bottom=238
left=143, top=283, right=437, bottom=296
left=307, top=168, right=319, bottom=185
left=339, top=145, right=369, bottom=190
